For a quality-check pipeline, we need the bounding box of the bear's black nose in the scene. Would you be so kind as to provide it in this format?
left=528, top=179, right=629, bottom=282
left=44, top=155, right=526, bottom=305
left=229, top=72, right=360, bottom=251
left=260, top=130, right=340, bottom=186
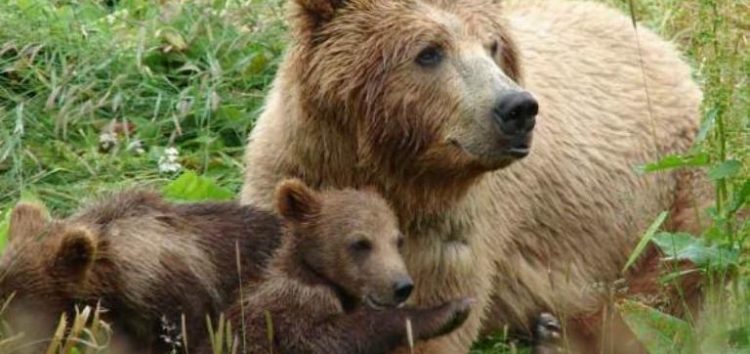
left=393, top=278, right=414, bottom=303
left=493, top=91, right=538, bottom=135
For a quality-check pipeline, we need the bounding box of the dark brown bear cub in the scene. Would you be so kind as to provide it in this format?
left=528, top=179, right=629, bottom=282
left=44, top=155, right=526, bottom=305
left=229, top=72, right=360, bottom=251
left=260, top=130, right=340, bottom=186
left=0, top=191, right=282, bottom=354
left=215, top=179, right=473, bottom=354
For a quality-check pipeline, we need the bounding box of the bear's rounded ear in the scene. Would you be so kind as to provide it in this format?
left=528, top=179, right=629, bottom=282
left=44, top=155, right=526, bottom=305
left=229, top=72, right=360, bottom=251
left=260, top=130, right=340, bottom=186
left=8, top=202, right=49, bottom=242
left=275, top=178, right=322, bottom=223
left=54, top=226, right=97, bottom=277
left=291, top=0, right=348, bottom=33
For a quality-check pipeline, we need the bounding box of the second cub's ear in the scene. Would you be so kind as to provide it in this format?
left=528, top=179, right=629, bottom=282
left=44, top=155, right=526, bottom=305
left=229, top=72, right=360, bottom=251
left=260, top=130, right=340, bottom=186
left=275, top=179, right=322, bottom=223
left=9, top=202, right=49, bottom=241
left=54, top=226, right=98, bottom=277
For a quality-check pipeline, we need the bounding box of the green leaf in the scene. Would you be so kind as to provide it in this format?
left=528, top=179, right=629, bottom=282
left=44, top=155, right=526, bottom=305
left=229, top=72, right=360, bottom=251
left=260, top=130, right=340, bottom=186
left=0, top=209, right=10, bottom=253
left=727, top=325, right=750, bottom=347
left=708, top=160, right=742, bottom=181
left=652, top=232, right=739, bottom=269
left=696, top=108, right=717, bottom=144
left=623, top=211, right=669, bottom=273
left=729, top=180, right=750, bottom=214
left=162, top=170, right=234, bottom=202
left=617, top=300, right=691, bottom=353
left=19, top=189, right=43, bottom=204
left=636, top=153, right=710, bottom=174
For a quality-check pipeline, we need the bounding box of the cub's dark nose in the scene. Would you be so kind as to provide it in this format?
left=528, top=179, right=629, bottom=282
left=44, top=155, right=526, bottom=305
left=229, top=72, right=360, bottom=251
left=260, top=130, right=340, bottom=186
left=493, top=91, right=538, bottom=135
left=393, top=278, right=414, bottom=303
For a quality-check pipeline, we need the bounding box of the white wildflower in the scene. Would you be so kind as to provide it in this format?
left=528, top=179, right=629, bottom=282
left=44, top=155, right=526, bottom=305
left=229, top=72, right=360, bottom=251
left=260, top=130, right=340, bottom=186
left=98, top=131, right=117, bottom=153
left=158, top=147, right=182, bottom=173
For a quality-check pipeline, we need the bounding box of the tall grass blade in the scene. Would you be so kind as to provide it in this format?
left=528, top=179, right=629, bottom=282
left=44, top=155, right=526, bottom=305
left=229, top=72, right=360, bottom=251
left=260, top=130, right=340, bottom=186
left=623, top=211, right=669, bottom=273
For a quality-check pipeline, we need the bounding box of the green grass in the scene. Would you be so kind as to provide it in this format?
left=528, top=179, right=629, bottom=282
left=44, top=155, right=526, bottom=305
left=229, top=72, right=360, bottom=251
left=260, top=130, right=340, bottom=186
left=0, top=0, right=748, bottom=353
left=0, top=0, right=286, bottom=213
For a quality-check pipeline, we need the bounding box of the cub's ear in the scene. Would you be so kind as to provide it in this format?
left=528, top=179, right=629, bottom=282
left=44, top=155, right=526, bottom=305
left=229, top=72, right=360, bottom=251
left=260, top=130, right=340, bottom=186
left=54, top=226, right=97, bottom=277
left=291, top=0, right=348, bottom=34
left=275, top=179, right=322, bottom=223
left=8, top=202, right=49, bottom=241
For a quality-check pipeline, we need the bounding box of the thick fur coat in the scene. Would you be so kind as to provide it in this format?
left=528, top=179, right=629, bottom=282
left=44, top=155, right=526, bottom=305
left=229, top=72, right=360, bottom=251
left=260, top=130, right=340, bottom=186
left=0, top=191, right=281, bottom=353
left=240, top=0, right=705, bottom=352
left=209, top=179, right=472, bottom=354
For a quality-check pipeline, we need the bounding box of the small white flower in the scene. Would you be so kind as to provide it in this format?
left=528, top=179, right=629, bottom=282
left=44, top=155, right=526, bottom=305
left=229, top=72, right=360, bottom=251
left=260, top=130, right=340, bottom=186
left=98, top=132, right=117, bottom=153
left=158, top=147, right=183, bottom=173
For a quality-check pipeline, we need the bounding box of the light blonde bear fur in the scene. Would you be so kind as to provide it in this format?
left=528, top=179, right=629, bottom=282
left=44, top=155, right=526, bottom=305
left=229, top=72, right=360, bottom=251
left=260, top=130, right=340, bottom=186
left=241, top=0, right=704, bottom=353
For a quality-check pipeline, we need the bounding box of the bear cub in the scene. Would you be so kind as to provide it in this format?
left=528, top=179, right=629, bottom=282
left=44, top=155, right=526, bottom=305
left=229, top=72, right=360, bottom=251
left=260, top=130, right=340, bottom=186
left=0, top=190, right=283, bottom=354
left=212, top=179, right=473, bottom=354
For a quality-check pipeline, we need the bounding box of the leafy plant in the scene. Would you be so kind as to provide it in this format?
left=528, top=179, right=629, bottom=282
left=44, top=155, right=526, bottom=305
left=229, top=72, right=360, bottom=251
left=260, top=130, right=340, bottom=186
left=162, top=170, right=234, bottom=202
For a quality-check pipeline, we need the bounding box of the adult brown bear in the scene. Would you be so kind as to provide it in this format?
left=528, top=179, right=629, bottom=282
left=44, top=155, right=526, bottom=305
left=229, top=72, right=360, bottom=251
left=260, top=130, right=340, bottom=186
left=240, top=0, right=704, bottom=352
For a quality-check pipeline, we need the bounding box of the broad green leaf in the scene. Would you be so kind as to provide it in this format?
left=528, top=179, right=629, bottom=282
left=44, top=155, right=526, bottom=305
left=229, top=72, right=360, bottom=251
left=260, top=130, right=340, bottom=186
left=708, top=160, right=742, bottom=181
left=653, top=232, right=739, bottom=269
left=623, top=211, right=668, bottom=273
left=652, top=232, right=697, bottom=257
left=636, top=153, right=710, bottom=174
left=162, top=170, right=234, bottom=202
left=617, top=299, right=691, bottom=353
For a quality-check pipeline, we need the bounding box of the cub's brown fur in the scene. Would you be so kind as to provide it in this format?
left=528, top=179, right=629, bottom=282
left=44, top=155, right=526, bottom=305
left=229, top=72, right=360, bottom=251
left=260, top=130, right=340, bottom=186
left=0, top=191, right=281, bottom=353
left=214, top=179, right=473, bottom=354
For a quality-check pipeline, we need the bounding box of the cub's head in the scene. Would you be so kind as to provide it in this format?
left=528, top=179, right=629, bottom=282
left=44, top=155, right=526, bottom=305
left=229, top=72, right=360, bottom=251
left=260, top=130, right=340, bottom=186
left=275, top=179, right=412, bottom=309
left=0, top=203, right=99, bottom=334
left=290, top=0, right=537, bottom=176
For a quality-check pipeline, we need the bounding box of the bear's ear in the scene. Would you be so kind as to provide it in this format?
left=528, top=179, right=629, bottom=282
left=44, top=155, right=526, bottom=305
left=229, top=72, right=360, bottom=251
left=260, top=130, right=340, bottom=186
left=54, top=226, right=97, bottom=277
left=291, top=0, right=348, bottom=33
left=275, top=178, right=322, bottom=223
left=8, top=202, right=49, bottom=241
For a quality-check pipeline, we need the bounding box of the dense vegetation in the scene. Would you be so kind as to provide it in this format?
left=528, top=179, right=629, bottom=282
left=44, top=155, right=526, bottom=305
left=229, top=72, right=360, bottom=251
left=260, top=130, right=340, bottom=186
left=0, top=0, right=747, bottom=353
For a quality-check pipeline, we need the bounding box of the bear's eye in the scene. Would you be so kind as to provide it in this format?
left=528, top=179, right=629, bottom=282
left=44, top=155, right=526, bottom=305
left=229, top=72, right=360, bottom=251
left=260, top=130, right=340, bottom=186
left=415, top=46, right=443, bottom=67
left=396, top=234, right=405, bottom=249
left=489, top=40, right=499, bottom=57
left=350, top=239, right=372, bottom=253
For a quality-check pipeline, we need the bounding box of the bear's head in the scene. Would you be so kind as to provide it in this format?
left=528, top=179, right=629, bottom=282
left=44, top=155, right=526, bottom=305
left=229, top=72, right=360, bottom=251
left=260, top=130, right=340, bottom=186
left=0, top=203, right=99, bottom=335
left=275, top=179, right=412, bottom=309
left=288, top=0, right=537, bottom=178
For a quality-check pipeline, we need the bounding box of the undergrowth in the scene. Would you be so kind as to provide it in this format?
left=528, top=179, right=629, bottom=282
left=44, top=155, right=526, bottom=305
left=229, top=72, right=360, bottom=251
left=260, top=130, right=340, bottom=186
left=0, top=0, right=747, bottom=353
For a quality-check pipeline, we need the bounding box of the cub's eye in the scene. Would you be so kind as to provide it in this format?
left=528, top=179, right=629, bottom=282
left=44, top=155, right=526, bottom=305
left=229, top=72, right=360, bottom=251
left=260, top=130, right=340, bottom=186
left=489, top=40, right=499, bottom=57
left=396, top=234, right=405, bottom=249
left=350, top=239, right=372, bottom=253
left=416, top=46, right=443, bottom=67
